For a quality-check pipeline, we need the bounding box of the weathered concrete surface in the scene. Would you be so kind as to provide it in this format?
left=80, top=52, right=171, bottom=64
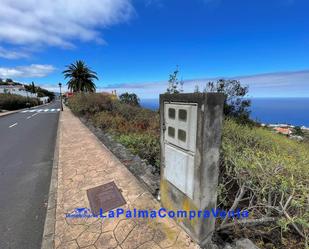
left=159, top=93, right=225, bottom=246
left=54, top=106, right=200, bottom=249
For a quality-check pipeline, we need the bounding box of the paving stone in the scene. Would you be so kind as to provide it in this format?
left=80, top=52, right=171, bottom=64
left=153, top=224, right=179, bottom=248
left=121, top=223, right=155, bottom=249
left=81, top=246, right=96, bottom=249
left=95, top=232, right=118, bottom=249
left=54, top=236, right=62, bottom=248
left=77, top=230, right=100, bottom=248
left=101, top=217, right=122, bottom=233
left=87, top=219, right=102, bottom=233
left=62, top=224, right=87, bottom=242
left=172, top=231, right=198, bottom=249
left=137, top=241, right=161, bottom=249
left=53, top=107, right=198, bottom=249
left=114, top=219, right=136, bottom=244
left=57, top=240, right=79, bottom=249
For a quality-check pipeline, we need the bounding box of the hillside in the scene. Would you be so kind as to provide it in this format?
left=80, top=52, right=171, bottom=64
left=0, top=79, right=55, bottom=100
left=67, top=93, right=309, bottom=249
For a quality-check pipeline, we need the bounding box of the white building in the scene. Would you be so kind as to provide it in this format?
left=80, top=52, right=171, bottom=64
left=0, top=85, right=37, bottom=98
left=39, top=96, right=50, bottom=104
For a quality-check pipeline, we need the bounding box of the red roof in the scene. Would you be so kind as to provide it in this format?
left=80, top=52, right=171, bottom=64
left=274, top=127, right=292, bottom=135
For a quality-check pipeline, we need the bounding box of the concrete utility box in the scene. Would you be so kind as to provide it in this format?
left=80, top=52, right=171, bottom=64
left=159, top=93, right=225, bottom=246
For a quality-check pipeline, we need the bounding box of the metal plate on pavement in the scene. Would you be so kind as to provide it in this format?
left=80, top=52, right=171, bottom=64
left=86, top=181, right=126, bottom=215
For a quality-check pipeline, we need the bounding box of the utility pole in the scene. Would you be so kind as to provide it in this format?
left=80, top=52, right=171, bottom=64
left=59, top=83, right=63, bottom=111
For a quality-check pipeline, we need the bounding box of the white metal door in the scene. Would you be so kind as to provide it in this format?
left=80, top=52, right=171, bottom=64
left=164, top=102, right=198, bottom=198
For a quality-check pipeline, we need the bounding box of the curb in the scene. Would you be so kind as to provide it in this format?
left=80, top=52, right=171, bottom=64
left=41, top=110, right=61, bottom=249
left=0, top=102, right=52, bottom=118
left=0, top=110, right=20, bottom=117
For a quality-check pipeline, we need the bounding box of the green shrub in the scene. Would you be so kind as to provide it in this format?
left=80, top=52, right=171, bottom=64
left=219, top=119, right=309, bottom=247
left=92, top=111, right=128, bottom=132
left=87, top=97, right=159, bottom=134
left=116, top=133, right=160, bottom=169
left=111, top=101, right=141, bottom=120
left=67, top=93, right=113, bottom=116
left=0, top=93, right=39, bottom=110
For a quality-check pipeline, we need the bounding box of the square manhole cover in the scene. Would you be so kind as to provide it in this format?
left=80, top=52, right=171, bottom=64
left=87, top=181, right=126, bottom=215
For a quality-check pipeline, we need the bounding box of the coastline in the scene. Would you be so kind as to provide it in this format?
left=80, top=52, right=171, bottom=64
left=140, top=97, right=309, bottom=128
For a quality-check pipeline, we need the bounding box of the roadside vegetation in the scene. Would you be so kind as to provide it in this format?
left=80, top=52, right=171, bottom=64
left=65, top=65, right=308, bottom=248
left=68, top=93, right=160, bottom=168
left=0, top=93, right=40, bottom=111
left=0, top=80, right=55, bottom=111
left=67, top=92, right=308, bottom=248
left=24, top=82, right=55, bottom=100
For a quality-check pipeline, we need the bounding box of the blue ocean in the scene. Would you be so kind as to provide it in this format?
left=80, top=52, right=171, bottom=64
left=140, top=98, right=309, bottom=127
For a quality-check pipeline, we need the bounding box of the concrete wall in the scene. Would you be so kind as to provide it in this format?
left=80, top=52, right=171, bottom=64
left=0, top=87, right=37, bottom=98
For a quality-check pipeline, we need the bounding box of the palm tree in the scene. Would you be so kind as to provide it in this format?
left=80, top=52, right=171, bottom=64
left=62, top=60, right=98, bottom=93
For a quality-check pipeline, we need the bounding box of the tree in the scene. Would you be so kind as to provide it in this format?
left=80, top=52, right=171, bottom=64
left=205, top=79, right=251, bottom=122
left=293, top=126, right=304, bottom=136
left=119, top=92, right=140, bottom=106
left=63, top=60, right=98, bottom=93
left=194, top=84, right=200, bottom=93
left=166, top=66, right=183, bottom=94
left=31, top=82, right=36, bottom=94
left=25, top=83, right=55, bottom=100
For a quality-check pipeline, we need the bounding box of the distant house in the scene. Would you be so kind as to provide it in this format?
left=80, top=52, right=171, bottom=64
left=65, top=92, right=74, bottom=98
left=0, top=85, right=37, bottom=98
left=273, top=127, right=293, bottom=135
left=39, top=96, right=50, bottom=104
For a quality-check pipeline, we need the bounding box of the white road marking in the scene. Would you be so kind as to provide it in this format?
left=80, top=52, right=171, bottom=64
left=21, top=108, right=60, bottom=113
left=26, top=113, right=39, bottom=120
left=9, top=123, right=18, bottom=128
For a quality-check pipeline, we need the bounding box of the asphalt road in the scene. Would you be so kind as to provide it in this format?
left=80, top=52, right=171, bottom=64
left=0, top=101, right=60, bottom=249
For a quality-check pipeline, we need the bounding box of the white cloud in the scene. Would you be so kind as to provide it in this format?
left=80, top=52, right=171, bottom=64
left=35, top=84, right=60, bottom=93
left=0, top=64, right=55, bottom=78
left=0, top=0, right=134, bottom=49
left=102, top=70, right=309, bottom=98
left=0, top=47, right=29, bottom=59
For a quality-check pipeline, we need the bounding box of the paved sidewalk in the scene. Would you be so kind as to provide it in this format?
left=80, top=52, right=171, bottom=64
left=53, top=107, right=199, bottom=249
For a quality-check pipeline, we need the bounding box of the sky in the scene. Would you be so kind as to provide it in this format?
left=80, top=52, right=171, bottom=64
left=0, top=0, right=308, bottom=98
